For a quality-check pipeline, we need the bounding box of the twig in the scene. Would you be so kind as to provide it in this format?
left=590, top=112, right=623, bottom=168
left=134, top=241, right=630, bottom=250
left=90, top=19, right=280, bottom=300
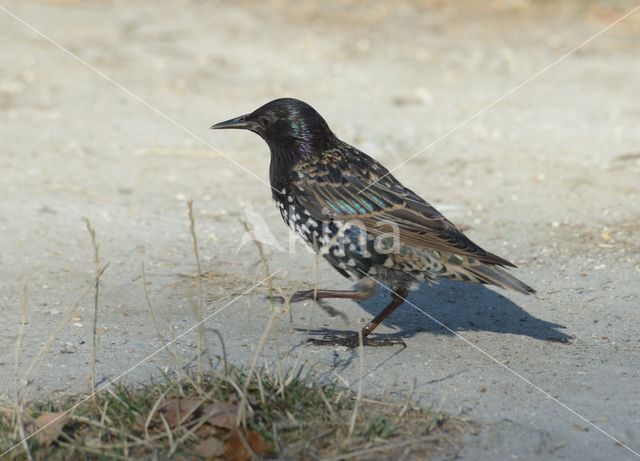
left=83, top=217, right=102, bottom=392
left=14, top=282, right=28, bottom=400
left=14, top=281, right=32, bottom=461
left=318, top=386, right=335, bottom=418
left=98, top=398, right=113, bottom=443
left=398, top=377, right=417, bottom=419
left=255, top=368, right=266, bottom=404
left=141, top=263, right=183, bottom=380
left=240, top=218, right=274, bottom=297
left=205, top=328, right=228, bottom=376
left=144, top=391, right=166, bottom=441
left=236, top=307, right=281, bottom=427
left=159, top=413, right=176, bottom=456
left=187, top=201, right=205, bottom=377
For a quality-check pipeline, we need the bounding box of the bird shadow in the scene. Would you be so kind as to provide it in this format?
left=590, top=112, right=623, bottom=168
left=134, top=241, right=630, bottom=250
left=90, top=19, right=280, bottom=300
left=306, top=279, right=572, bottom=344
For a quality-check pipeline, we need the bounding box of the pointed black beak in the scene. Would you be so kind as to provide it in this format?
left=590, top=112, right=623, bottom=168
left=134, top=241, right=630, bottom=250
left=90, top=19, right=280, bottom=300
left=210, top=114, right=252, bottom=130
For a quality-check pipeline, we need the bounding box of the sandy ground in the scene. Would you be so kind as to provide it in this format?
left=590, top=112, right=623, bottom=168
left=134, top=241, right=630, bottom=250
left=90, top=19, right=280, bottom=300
left=1, top=0, right=640, bottom=459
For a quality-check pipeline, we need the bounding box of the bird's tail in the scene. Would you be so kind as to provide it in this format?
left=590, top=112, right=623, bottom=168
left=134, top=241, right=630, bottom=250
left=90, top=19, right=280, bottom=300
left=465, top=264, right=536, bottom=295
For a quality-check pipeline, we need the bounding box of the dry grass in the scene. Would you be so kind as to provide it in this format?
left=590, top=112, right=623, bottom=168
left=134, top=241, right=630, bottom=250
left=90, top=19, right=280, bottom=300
left=83, top=217, right=102, bottom=392
left=0, top=366, right=466, bottom=460
left=187, top=201, right=206, bottom=377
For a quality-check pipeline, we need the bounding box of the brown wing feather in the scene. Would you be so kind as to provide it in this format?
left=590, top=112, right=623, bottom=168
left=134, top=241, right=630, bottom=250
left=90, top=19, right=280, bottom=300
left=293, top=158, right=516, bottom=268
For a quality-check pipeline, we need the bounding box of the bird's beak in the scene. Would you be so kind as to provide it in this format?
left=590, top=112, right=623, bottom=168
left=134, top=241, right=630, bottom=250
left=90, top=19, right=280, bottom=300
left=210, top=114, right=252, bottom=130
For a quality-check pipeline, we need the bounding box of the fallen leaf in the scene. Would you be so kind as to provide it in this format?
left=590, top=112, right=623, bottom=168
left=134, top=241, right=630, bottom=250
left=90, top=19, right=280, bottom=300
left=224, top=430, right=250, bottom=461
left=33, top=412, right=70, bottom=446
left=224, top=429, right=269, bottom=461
left=203, top=401, right=238, bottom=429
left=159, top=398, right=203, bottom=428
left=195, top=436, right=225, bottom=458
left=131, top=413, right=146, bottom=433
left=195, top=422, right=223, bottom=439
left=246, top=430, right=269, bottom=455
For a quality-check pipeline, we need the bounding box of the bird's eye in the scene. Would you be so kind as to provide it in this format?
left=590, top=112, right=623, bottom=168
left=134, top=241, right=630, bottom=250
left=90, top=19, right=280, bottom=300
left=259, top=116, right=270, bottom=127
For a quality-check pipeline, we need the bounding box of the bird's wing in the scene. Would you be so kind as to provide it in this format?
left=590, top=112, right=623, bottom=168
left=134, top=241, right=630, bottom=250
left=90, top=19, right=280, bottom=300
left=292, top=160, right=515, bottom=268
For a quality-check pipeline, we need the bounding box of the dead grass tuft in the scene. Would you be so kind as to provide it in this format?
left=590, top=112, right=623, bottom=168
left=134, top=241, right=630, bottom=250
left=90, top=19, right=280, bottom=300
left=0, top=366, right=466, bottom=460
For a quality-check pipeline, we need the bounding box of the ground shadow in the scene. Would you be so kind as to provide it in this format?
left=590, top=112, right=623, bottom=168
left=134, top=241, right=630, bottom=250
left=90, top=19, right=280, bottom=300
left=306, top=279, right=572, bottom=343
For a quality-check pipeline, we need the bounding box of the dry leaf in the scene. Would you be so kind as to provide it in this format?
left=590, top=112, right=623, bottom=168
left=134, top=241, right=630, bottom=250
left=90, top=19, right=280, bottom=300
left=224, top=430, right=250, bottom=461
left=246, top=430, right=269, bottom=456
left=195, top=422, right=222, bottom=438
left=195, top=436, right=225, bottom=458
left=224, top=429, right=269, bottom=461
left=159, top=398, right=203, bottom=428
left=33, top=412, right=70, bottom=446
left=203, top=401, right=238, bottom=429
left=132, top=413, right=146, bottom=432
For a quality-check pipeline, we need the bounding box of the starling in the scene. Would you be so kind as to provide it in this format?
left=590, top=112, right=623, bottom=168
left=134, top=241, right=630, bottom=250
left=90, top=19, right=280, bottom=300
left=211, top=98, right=535, bottom=348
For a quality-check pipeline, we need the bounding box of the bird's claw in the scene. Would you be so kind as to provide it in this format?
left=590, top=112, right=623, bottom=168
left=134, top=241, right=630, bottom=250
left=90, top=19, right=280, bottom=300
left=307, top=334, right=406, bottom=349
left=289, top=291, right=315, bottom=303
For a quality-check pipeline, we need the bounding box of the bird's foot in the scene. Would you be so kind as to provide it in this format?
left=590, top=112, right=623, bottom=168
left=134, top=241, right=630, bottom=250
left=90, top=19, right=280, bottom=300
left=289, top=290, right=317, bottom=302
left=307, top=334, right=406, bottom=349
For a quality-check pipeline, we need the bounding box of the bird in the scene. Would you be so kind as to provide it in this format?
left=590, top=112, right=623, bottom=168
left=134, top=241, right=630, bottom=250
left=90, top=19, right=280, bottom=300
left=211, top=98, right=535, bottom=348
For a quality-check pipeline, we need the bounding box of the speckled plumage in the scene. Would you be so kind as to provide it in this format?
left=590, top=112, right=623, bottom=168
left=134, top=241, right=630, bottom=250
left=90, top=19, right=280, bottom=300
left=212, top=98, right=534, bottom=346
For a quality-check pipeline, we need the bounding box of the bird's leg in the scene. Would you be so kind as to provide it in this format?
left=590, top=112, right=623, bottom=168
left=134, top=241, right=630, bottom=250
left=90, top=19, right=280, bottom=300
left=360, top=287, right=407, bottom=338
left=270, top=289, right=362, bottom=304
left=273, top=278, right=377, bottom=304
left=288, top=288, right=371, bottom=303
left=309, top=287, right=408, bottom=348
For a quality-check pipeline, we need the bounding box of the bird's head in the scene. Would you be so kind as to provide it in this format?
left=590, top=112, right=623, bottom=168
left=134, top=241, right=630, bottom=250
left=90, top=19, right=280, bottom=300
left=211, top=98, right=336, bottom=156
